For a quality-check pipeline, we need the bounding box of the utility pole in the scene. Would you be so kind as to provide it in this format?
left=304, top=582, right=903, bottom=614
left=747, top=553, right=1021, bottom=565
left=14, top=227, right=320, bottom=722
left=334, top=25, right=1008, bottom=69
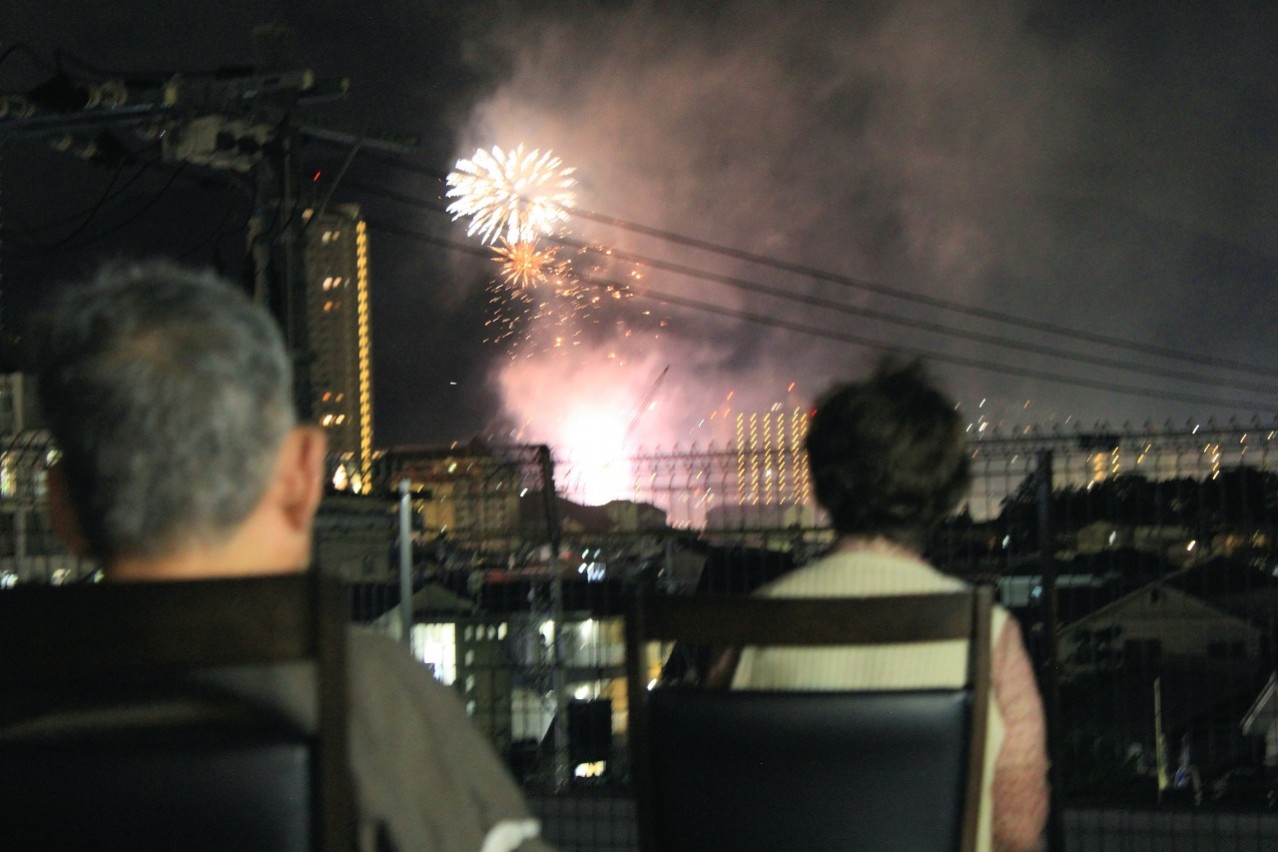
left=0, top=27, right=351, bottom=421
left=1035, top=451, right=1066, bottom=852
left=538, top=445, right=571, bottom=790
left=246, top=25, right=316, bottom=419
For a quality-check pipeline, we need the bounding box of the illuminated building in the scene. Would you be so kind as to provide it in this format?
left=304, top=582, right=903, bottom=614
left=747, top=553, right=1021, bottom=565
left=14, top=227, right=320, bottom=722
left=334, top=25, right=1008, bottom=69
left=304, top=203, right=374, bottom=494
left=377, top=445, right=523, bottom=545
left=1078, top=434, right=1121, bottom=486
left=1088, top=448, right=1120, bottom=484
left=733, top=405, right=812, bottom=509
left=0, top=373, right=81, bottom=584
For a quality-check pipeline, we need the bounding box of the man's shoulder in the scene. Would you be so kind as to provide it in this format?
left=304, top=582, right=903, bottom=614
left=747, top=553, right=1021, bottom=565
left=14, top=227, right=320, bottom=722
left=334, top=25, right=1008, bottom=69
left=341, top=627, right=549, bottom=851
left=344, top=627, right=459, bottom=706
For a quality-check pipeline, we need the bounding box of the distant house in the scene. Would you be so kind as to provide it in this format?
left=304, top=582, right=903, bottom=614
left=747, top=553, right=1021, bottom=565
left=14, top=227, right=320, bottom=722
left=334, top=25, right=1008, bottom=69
left=378, top=443, right=525, bottom=547
left=1058, top=584, right=1262, bottom=678
left=1241, top=674, right=1278, bottom=770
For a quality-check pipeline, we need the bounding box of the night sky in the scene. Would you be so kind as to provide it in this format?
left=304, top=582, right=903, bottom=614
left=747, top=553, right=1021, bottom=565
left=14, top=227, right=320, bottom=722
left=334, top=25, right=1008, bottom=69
left=4, top=1, right=1278, bottom=488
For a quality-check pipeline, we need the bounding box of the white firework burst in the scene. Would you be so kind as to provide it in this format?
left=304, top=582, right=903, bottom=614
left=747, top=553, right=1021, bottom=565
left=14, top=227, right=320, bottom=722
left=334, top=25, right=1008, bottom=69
left=446, top=145, right=577, bottom=245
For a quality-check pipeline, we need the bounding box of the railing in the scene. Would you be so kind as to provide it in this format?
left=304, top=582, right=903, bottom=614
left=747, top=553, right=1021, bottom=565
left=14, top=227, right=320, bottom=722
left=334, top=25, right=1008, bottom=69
left=6, top=421, right=1278, bottom=851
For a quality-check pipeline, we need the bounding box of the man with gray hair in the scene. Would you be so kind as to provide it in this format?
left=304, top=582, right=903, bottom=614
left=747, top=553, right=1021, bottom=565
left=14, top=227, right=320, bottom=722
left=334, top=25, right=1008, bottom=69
left=36, top=260, right=548, bottom=851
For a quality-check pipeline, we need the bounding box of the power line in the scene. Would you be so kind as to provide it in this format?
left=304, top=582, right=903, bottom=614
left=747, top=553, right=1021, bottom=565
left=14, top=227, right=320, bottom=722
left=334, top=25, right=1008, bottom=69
left=550, top=232, right=1278, bottom=397
left=177, top=181, right=245, bottom=261
left=14, top=161, right=189, bottom=255
left=2, top=156, right=161, bottom=241
left=346, top=176, right=1278, bottom=395
left=362, top=216, right=1277, bottom=414
left=0, top=43, right=57, bottom=76
left=614, top=283, right=1277, bottom=414
left=357, top=154, right=1278, bottom=379
left=569, top=205, right=1278, bottom=379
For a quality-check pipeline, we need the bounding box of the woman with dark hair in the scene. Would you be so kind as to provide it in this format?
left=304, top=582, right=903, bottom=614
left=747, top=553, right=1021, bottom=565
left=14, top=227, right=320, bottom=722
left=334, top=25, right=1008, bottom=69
left=732, top=359, right=1050, bottom=852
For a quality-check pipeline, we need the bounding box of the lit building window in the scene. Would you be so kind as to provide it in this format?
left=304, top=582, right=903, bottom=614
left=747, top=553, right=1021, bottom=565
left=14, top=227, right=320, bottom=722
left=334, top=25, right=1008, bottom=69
left=411, top=623, right=457, bottom=685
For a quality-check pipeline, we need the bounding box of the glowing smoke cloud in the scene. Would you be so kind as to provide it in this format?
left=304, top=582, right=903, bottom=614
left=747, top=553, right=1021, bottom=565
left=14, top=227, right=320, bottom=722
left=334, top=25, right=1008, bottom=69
left=446, top=144, right=577, bottom=245
left=454, top=2, right=1278, bottom=510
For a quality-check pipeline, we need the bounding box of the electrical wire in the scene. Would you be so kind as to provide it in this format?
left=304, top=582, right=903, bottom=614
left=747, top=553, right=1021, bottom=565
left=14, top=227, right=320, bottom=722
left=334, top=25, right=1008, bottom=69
left=357, top=154, right=1278, bottom=379
left=0, top=43, right=57, bottom=75
left=362, top=216, right=1277, bottom=414
left=613, top=282, right=1277, bottom=414
left=177, top=181, right=244, bottom=261
left=50, top=47, right=230, bottom=84
left=3, top=156, right=161, bottom=242
left=28, top=160, right=127, bottom=250
left=343, top=175, right=1278, bottom=395
left=550, top=232, right=1278, bottom=397
left=19, top=161, right=188, bottom=255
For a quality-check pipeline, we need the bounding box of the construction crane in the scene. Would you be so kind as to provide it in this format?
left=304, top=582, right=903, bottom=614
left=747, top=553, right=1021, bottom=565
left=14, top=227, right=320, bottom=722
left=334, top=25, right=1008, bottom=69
left=623, top=365, right=669, bottom=448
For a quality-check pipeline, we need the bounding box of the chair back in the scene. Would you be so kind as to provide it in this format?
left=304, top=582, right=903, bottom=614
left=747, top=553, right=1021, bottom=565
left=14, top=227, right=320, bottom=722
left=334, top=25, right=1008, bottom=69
left=0, top=573, right=354, bottom=851
left=625, top=587, right=993, bottom=852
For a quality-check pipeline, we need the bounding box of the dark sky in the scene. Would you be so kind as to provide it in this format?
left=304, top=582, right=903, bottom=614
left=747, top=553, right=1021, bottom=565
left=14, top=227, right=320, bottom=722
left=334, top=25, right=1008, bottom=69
left=4, top=1, right=1278, bottom=477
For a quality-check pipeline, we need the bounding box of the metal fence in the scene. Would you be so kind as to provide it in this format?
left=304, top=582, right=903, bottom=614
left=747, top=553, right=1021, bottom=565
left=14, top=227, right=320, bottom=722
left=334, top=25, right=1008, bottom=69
left=5, top=421, right=1278, bottom=850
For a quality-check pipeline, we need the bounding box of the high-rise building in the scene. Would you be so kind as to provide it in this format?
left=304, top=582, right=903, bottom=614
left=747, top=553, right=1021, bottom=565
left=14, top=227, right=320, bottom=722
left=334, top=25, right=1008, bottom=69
left=734, top=405, right=812, bottom=509
left=304, top=203, right=374, bottom=494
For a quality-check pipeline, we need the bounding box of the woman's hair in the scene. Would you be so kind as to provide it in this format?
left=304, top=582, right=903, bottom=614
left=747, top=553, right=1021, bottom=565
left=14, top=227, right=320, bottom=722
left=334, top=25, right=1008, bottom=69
left=806, top=357, right=969, bottom=545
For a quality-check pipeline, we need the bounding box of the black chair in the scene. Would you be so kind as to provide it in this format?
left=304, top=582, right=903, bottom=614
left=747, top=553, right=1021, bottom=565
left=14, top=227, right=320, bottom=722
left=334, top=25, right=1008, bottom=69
left=624, top=587, right=993, bottom=852
left=0, top=573, right=355, bottom=851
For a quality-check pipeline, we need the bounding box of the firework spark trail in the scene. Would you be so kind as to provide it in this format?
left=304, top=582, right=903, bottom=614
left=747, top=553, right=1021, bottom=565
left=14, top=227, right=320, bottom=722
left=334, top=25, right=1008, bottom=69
left=452, top=145, right=671, bottom=377
left=493, top=238, right=562, bottom=289
left=483, top=240, right=668, bottom=360
left=446, top=145, right=577, bottom=245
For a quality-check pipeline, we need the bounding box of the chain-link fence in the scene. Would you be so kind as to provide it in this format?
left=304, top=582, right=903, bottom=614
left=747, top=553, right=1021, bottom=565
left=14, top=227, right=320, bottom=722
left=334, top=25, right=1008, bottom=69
left=6, top=422, right=1278, bottom=850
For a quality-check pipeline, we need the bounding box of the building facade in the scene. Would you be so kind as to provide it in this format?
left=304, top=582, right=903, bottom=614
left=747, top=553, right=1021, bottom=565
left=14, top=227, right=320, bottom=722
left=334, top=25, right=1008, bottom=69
left=304, top=203, right=374, bottom=494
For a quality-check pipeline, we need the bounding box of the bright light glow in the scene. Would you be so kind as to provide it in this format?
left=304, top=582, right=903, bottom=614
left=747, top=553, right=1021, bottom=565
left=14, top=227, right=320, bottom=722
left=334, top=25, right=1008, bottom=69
left=574, top=761, right=607, bottom=779
left=555, top=406, right=634, bottom=505
left=411, top=623, right=457, bottom=685
left=577, top=562, right=607, bottom=581
left=446, top=144, right=576, bottom=245
left=494, top=238, right=560, bottom=288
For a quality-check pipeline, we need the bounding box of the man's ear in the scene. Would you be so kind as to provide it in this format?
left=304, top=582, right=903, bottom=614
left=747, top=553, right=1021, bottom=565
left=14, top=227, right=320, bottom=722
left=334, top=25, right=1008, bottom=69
left=277, top=425, right=328, bottom=532
left=46, top=461, right=91, bottom=558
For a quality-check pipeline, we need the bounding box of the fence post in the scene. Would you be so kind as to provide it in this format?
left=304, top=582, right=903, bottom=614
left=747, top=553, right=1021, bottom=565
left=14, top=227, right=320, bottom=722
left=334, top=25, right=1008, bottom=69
left=1035, top=450, right=1066, bottom=852
left=537, top=445, right=571, bottom=791
left=398, top=478, right=413, bottom=647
